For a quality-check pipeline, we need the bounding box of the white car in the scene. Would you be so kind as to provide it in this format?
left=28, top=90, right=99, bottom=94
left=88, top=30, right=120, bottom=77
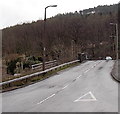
left=105, top=56, right=112, bottom=60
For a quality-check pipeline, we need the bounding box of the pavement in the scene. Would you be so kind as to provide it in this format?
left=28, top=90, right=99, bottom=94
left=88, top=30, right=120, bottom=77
left=2, top=60, right=118, bottom=112
left=111, top=60, right=120, bottom=82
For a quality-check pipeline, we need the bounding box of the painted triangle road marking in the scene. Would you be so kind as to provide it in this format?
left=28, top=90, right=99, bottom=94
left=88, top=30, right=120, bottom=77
left=74, top=91, right=97, bottom=102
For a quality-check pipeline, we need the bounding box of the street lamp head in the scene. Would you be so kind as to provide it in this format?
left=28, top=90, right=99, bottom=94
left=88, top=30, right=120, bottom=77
left=46, top=5, right=57, bottom=9
left=50, top=5, right=57, bottom=7
left=45, top=5, right=57, bottom=10
left=44, top=5, right=57, bottom=20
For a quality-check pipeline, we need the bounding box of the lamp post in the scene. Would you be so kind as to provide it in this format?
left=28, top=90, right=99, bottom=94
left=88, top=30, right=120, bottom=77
left=110, top=23, right=118, bottom=60
left=43, top=5, right=57, bottom=71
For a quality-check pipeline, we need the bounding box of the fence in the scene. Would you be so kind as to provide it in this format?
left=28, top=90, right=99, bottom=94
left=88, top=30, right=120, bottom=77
left=31, top=60, right=57, bottom=70
left=0, top=60, right=79, bottom=91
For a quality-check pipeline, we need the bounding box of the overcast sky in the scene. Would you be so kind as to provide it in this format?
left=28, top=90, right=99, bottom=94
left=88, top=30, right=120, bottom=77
left=0, top=0, right=119, bottom=29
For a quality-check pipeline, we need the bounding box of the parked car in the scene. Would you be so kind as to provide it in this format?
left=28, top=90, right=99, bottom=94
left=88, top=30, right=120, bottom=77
left=105, top=56, right=112, bottom=60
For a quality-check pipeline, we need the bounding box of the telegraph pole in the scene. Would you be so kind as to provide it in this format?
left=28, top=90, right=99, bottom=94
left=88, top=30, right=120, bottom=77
left=110, top=23, right=118, bottom=60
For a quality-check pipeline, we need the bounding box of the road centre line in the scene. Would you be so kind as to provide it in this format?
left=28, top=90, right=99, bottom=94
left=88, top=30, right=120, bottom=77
left=76, top=62, right=100, bottom=80
left=76, top=75, right=82, bottom=79
left=37, top=84, right=70, bottom=105
left=60, top=62, right=100, bottom=91
left=83, top=61, right=102, bottom=74
left=62, top=84, right=69, bottom=90
left=84, top=69, right=90, bottom=73
left=37, top=61, right=101, bottom=105
left=37, top=94, right=55, bottom=104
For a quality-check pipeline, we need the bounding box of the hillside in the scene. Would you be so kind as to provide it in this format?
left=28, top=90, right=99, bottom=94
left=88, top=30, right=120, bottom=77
left=81, top=4, right=117, bottom=15
left=2, top=4, right=118, bottom=63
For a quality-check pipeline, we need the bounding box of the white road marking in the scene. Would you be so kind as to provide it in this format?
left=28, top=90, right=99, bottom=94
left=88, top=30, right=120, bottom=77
left=37, top=61, right=101, bottom=105
left=37, top=84, right=70, bottom=105
left=89, top=91, right=97, bottom=100
left=37, top=94, right=55, bottom=104
left=74, top=91, right=97, bottom=102
left=76, top=75, right=82, bottom=79
left=62, top=84, right=69, bottom=90
left=84, top=69, right=90, bottom=73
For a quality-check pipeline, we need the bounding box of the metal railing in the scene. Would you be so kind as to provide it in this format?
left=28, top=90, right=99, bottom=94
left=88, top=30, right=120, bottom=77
left=0, top=60, right=79, bottom=87
left=31, top=60, right=57, bottom=70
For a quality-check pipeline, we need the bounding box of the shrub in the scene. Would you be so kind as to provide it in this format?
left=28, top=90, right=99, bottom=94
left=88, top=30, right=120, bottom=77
left=28, top=56, right=36, bottom=61
left=23, top=60, right=32, bottom=69
left=7, top=58, right=21, bottom=75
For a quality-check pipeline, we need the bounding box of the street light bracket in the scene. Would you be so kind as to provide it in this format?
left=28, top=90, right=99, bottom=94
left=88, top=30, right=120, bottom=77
left=45, top=5, right=57, bottom=9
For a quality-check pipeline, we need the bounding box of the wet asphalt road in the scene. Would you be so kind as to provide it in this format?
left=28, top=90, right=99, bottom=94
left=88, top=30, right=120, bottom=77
left=2, top=60, right=118, bottom=112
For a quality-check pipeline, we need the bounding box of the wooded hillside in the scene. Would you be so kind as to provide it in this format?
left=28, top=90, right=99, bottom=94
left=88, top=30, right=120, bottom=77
left=2, top=4, right=118, bottom=63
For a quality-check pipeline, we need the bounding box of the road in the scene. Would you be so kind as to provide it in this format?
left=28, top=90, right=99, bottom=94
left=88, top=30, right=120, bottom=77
left=2, top=60, right=118, bottom=112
